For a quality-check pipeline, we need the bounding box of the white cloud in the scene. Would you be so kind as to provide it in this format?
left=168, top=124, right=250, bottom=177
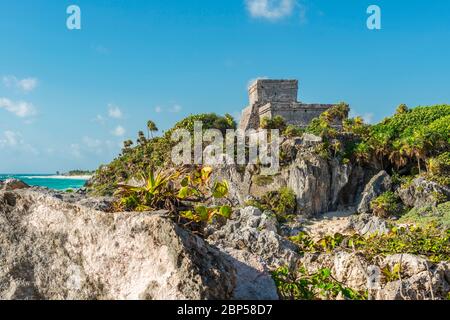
left=363, top=113, right=374, bottom=124
left=82, top=136, right=102, bottom=148
left=169, top=104, right=182, bottom=113
left=155, top=104, right=182, bottom=113
left=349, top=110, right=375, bottom=124
left=112, top=125, right=126, bottom=137
left=0, top=130, right=39, bottom=155
left=108, top=104, right=123, bottom=119
left=93, top=114, right=105, bottom=124
left=245, top=0, right=295, bottom=21
left=70, top=143, right=82, bottom=158
left=0, top=130, right=19, bottom=147
left=92, top=44, right=110, bottom=55
left=2, top=76, right=38, bottom=93
left=0, top=97, right=37, bottom=118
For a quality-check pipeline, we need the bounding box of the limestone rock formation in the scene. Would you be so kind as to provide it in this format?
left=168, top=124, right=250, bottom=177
left=357, top=171, right=392, bottom=214
left=208, top=207, right=299, bottom=269
left=0, top=190, right=237, bottom=300
left=214, top=140, right=372, bottom=217
left=398, top=177, right=450, bottom=209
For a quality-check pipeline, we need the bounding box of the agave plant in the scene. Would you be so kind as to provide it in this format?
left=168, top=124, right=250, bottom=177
left=115, top=170, right=180, bottom=212
left=114, top=166, right=233, bottom=228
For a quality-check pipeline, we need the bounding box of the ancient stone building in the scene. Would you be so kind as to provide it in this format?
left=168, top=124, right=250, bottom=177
left=239, top=79, right=335, bottom=131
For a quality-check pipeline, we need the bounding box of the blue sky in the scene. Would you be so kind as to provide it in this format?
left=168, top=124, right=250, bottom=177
left=1, top=0, right=449, bottom=173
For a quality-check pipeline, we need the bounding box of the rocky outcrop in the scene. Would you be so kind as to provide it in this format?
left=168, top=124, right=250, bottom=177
left=215, top=138, right=372, bottom=217
left=398, top=177, right=450, bottom=209
left=208, top=207, right=299, bottom=269
left=299, top=250, right=450, bottom=300
left=357, top=171, right=392, bottom=214
left=28, top=187, right=114, bottom=212
left=0, top=179, right=29, bottom=191
left=375, top=260, right=450, bottom=300
left=0, top=190, right=237, bottom=300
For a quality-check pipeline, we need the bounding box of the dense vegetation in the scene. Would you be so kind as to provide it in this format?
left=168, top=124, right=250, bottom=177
left=290, top=225, right=450, bottom=263
left=88, top=113, right=236, bottom=195
left=89, top=104, right=449, bottom=196
left=272, top=266, right=367, bottom=300
left=113, top=166, right=232, bottom=234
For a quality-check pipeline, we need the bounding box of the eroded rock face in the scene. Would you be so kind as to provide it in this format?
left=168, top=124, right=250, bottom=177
left=0, top=190, right=236, bottom=300
left=398, top=177, right=450, bottom=209
left=214, top=142, right=371, bottom=217
left=357, top=171, right=392, bottom=214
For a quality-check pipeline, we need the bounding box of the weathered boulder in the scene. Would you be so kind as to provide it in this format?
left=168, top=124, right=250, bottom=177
left=1, top=179, right=29, bottom=191
left=382, top=254, right=429, bottom=278
left=0, top=190, right=236, bottom=300
left=218, top=248, right=279, bottom=300
left=208, top=207, right=299, bottom=268
left=357, top=171, right=392, bottom=214
left=398, top=177, right=450, bottom=209
left=349, top=214, right=390, bottom=236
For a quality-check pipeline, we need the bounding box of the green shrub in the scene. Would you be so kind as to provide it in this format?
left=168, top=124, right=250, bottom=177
left=272, top=266, right=367, bottom=300
left=246, top=187, right=296, bottom=221
left=283, top=125, right=304, bottom=138
left=370, top=192, right=403, bottom=217
left=290, top=226, right=450, bottom=263
left=252, top=175, right=274, bottom=186
left=260, top=115, right=287, bottom=131
left=398, top=202, right=450, bottom=229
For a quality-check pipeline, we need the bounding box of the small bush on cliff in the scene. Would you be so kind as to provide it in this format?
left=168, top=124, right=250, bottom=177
left=260, top=115, right=287, bottom=131
left=246, top=187, right=296, bottom=221
left=272, top=266, right=367, bottom=300
left=370, top=192, right=403, bottom=218
left=426, top=152, right=450, bottom=186
left=283, top=125, right=304, bottom=138
left=398, top=202, right=450, bottom=229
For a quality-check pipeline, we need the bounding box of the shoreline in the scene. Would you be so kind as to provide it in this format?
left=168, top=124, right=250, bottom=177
left=0, top=175, right=93, bottom=180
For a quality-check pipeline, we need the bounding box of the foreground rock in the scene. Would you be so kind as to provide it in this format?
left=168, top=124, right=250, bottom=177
left=0, top=190, right=237, bottom=300
left=29, top=186, right=115, bottom=212
left=0, top=179, right=29, bottom=191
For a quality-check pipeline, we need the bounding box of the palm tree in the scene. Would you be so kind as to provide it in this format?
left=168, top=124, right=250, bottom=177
left=403, top=133, right=427, bottom=174
left=389, top=141, right=408, bottom=170
left=137, top=130, right=146, bottom=145
left=122, top=139, right=134, bottom=153
left=396, top=104, right=409, bottom=114
left=147, top=120, right=158, bottom=139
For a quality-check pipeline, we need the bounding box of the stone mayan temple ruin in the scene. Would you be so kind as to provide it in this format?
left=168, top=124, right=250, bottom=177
left=239, top=79, right=335, bottom=131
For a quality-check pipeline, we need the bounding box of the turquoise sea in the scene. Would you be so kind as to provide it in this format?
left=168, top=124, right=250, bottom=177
left=0, top=174, right=89, bottom=190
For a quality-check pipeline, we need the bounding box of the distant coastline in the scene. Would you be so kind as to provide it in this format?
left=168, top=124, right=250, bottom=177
left=0, top=174, right=91, bottom=190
